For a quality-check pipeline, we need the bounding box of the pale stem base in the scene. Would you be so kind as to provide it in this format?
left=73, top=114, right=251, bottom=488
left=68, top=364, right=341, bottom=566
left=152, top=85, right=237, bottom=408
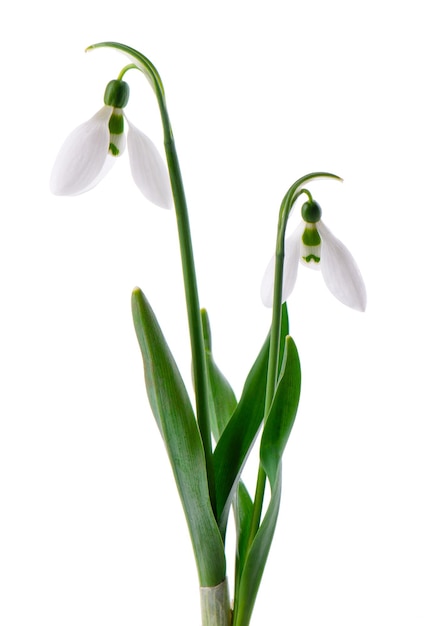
left=200, top=579, right=232, bottom=626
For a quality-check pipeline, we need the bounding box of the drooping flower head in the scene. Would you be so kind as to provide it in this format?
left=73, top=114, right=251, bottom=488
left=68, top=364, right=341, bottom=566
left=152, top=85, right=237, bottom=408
left=50, top=78, right=172, bottom=208
left=261, top=199, right=367, bottom=311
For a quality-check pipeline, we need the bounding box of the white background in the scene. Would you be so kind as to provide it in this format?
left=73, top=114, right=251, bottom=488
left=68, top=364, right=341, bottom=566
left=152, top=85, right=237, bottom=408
left=1, top=0, right=427, bottom=624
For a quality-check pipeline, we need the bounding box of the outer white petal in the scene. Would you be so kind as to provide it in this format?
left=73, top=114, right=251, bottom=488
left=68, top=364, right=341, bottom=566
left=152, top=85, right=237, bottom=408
left=260, top=254, right=277, bottom=307
left=126, top=118, right=172, bottom=209
left=260, top=223, right=302, bottom=307
left=317, top=220, right=367, bottom=311
left=50, top=106, right=112, bottom=196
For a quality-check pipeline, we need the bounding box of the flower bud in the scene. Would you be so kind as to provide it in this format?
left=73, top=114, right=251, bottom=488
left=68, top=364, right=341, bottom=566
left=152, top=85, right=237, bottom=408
left=104, top=79, right=130, bottom=108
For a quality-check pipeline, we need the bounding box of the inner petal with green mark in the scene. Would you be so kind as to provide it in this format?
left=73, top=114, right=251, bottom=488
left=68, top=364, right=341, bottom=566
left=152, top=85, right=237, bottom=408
left=300, top=224, right=321, bottom=268
left=108, top=108, right=126, bottom=157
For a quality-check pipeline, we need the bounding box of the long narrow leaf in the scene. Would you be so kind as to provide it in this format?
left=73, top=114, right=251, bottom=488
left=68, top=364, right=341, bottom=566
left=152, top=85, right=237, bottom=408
left=233, top=481, right=253, bottom=605
left=213, top=335, right=269, bottom=536
left=233, top=336, right=301, bottom=626
left=200, top=310, right=257, bottom=615
left=213, top=304, right=289, bottom=537
left=261, top=337, right=301, bottom=479
left=201, top=309, right=237, bottom=441
left=233, top=467, right=282, bottom=626
left=131, top=288, right=225, bottom=587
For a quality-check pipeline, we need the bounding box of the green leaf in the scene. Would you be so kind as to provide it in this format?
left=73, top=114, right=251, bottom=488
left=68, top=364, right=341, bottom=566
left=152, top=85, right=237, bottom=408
left=201, top=309, right=237, bottom=442
left=233, top=336, right=301, bottom=626
left=213, top=335, right=269, bottom=537
left=234, top=482, right=253, bottom=588
left=131, top=288, right=225, bottom=587
left=200, top=310, right=260, bottom=617
left=233, top=467, right=282, bottom=626
left=213, top=303, right=289, bottom=537
left=260, top=337, right=301, bottom=479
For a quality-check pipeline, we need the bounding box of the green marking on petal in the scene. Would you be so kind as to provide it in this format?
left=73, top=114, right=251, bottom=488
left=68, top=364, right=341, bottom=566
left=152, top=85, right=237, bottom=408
left=108, top=111, right=125, bottom=156
left=302, top=254, right=320, bottom=264
left=302, top=226, right=321, bottom=246
left=109, top=142, right=120, bottom=156
left=108, top=112, right=125, bottom=135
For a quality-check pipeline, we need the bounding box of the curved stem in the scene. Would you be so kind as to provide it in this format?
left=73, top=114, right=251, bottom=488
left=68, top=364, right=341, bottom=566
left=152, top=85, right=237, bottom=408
left=163, top=132, right=216, bottom=514
left=117, top=63, right=137, bottom=80
left=88, top=42, right=216, bottom=514
left=246, top=172, right=342, bottom=549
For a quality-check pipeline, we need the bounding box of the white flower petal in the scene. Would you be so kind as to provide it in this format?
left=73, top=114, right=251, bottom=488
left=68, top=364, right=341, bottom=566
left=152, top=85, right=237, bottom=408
left=281, top=226, right=302, bottom=302
left=79, top=154, right=116, bottom=194
left=260, top=254, right=276, bottom=307
left=317, top=220, right=367, bottom=311
left=126, top=118, right=172, bottom=208
left=50, top=106, right=112, bottom=196
left=261, top=223, right=302, bottom=307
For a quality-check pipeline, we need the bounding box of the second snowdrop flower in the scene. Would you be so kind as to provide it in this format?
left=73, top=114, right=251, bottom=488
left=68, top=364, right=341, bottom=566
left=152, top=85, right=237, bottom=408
left=261, top=199, right=367, bottom=311
left=50, top=79, right=172, bottom=208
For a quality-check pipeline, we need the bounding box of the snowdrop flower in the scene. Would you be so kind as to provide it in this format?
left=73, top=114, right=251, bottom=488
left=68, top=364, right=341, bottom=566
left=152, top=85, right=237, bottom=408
left=261, top=200, right=366, bottom=311
left=50, top=79, right=172, bottom=208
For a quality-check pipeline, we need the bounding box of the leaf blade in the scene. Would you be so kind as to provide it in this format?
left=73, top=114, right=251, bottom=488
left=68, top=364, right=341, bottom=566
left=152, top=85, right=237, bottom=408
left=131, top=288, right=225, bottom=586
left=233, top=336, right=301, bottom=626
left=213, top=303, right=290, bottom=536
left=202, top=309, right=237, bottom=442
left=213, top=334, right=269, bottom=536
left=260, top=336, right=301, bottom=479
left=233, top=468, right=282, bottom=626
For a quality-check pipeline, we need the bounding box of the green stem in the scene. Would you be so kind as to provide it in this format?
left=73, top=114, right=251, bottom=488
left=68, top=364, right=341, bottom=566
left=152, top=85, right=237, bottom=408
left=245, top=174, right=341, bottom=551
left=164, top=132, right=216, bottom=513
left=87, top=42, right=216, bottom=514
left=117, top=63, right=137, bottom=80
left=157, top=93, right=217, bottom=517
left=246, top=195, right=289, bottom=544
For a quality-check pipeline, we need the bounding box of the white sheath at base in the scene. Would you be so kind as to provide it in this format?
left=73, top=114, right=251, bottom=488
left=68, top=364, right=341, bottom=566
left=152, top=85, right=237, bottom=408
left=200, top=578, right=232, bottom=626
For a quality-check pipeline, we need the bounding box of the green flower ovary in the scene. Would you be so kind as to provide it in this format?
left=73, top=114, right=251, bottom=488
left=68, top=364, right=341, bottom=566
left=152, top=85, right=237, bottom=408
left=104, top=79, right=130, bottom=108
left=301, top=200, right=322, bottom=223
left=301, top=225, right=321, bottom=265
